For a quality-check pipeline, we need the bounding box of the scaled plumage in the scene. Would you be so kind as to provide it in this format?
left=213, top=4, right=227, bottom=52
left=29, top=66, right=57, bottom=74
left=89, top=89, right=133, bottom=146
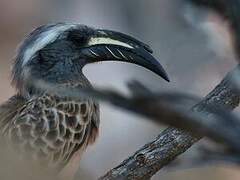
left=0, top=23, right=168, bottom=178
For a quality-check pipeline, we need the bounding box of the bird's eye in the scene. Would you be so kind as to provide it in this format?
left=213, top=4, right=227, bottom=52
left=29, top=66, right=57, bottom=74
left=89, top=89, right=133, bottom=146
left=38, top=51, right=45, bottom=64
left=68, top=30, right=88, bottom=46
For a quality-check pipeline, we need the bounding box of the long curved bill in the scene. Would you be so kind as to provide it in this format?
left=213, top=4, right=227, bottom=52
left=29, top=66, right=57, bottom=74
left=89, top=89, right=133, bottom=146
left=80, top=29, right=170, bottom=82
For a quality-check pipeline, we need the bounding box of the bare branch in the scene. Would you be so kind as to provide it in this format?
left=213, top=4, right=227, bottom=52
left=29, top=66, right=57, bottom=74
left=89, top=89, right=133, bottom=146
left=82, top=80, right=240, bottom=151
left=99, top=65, right=240, bottom=180
left=25, top=63, right=240, bottom=179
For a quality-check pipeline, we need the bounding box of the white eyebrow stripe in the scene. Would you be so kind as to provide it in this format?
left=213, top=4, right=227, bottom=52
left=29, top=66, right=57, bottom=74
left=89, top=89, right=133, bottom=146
left=22, top=24, right=77, bottom=67
left=88, top=37, right=134, bottom=49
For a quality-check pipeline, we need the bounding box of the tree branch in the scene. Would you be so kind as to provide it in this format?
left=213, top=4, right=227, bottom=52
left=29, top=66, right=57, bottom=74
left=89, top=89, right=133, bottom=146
left=99, top=65, right=240, bottom=180
left=26, top=63, right=240, bottom=179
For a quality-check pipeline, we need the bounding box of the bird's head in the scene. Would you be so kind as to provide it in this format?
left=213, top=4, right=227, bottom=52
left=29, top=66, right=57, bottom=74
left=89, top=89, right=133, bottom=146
left=12, top=23, right=169, bottom=96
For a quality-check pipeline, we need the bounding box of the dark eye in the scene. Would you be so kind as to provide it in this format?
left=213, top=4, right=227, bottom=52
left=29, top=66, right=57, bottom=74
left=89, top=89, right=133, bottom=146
left=68, top=30, right=88, bottom=46
left=38, top=51, right=45, bottom=64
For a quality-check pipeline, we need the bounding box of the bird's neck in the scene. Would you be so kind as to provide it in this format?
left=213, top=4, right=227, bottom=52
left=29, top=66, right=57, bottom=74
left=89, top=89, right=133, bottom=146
left=19, top=75, right=92, bottom=100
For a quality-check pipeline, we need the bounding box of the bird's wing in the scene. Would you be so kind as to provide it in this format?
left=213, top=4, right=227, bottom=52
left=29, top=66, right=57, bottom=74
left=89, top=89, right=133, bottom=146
left=1, top=94, right=99, bottom=169
left=0, top=95, right=26, bottom=135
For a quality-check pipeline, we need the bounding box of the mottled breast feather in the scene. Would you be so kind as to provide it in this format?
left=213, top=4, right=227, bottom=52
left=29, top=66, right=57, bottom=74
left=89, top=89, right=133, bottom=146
left=0, top=93, right=99, bottom=169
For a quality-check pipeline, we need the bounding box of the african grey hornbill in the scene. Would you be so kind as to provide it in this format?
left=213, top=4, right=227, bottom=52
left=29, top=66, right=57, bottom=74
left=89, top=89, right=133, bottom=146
left=0, top=23, right=169, bottom=178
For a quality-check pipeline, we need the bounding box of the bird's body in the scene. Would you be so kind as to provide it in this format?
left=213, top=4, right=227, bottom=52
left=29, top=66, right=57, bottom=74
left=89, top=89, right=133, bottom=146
left=0, top=23, right=168, bottom=178
left=1, top=88, right=99, bottom=169
left=0, top=83, right=100, bottom=180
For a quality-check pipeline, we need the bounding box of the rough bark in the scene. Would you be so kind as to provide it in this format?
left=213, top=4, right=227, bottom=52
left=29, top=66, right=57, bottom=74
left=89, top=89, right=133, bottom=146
left=99, top=65, right=240, bottom=180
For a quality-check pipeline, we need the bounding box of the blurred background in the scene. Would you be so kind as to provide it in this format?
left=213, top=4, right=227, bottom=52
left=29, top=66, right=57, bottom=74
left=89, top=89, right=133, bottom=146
left=0, top=0, right=239, bottom=179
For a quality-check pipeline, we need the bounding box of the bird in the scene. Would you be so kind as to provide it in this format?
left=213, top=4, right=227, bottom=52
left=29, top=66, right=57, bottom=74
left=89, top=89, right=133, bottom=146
left=0, top=22, right=169, bottom=179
